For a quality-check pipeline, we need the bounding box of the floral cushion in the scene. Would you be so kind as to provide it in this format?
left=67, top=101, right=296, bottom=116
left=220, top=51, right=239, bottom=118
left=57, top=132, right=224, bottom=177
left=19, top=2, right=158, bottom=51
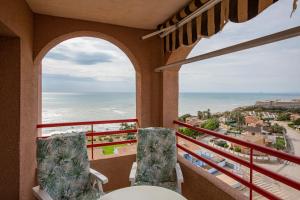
left=135, top=128, right=177, bottom=190
left=76, top=187, right=100, bottom=200
left=36, top=132, right=100, bottom=200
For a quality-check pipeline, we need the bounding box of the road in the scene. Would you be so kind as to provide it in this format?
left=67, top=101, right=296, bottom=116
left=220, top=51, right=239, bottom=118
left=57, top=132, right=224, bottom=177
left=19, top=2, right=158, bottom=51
left=253, top=121, right=300, bottom=199
left=276, top=121, right=300, bottom=156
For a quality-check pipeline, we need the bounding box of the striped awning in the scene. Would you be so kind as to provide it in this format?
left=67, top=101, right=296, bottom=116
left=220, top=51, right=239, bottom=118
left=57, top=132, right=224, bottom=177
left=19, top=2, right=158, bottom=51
left=159, top=0, right=278, bottom=53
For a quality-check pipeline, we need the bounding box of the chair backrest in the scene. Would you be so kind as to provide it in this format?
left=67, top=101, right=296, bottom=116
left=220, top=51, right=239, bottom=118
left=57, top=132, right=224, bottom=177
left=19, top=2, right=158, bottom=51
left=36, top=132, right=91, bottom=199
left=135, top=127, right=177, bottom=184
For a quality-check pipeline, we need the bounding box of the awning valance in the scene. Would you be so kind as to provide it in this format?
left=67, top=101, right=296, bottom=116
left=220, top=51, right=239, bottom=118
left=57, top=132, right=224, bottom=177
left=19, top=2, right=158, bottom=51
left=158, top=0, right=278, bottom=53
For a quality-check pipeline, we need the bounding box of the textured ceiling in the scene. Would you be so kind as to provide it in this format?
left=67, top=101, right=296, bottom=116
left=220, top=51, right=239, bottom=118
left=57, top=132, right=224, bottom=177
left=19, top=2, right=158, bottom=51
left=25, top=0, right=190, bottom=30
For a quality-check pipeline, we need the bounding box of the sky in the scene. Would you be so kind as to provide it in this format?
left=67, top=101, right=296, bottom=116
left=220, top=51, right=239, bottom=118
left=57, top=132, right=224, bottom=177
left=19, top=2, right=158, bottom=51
left=42, top=37, right=135, bottom=93
left=43, top=1, right=300, bottom=93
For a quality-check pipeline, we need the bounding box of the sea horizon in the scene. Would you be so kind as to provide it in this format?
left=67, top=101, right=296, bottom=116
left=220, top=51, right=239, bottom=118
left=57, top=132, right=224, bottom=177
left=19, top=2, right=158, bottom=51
left=41, top=91, right=300, bottom=135
left=43, top=91, right=300, bottom=94
left=43, top=92, right=300, bottom=122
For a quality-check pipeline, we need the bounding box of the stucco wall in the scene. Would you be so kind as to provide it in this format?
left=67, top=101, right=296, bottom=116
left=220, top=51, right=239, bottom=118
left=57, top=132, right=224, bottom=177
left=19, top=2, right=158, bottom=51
left=0, top=0, right=34, bottom=199
left=90, top=154, right=136, bottom=192
left=162, top=46, right=194, bottom=128
left=0, top=36, right=21, bottom=199
left=33, top=14, right=164, bottom=128
left=90, top=155, right=245, bottom=200
left=0, top=1, right=191, bottom=199
left=178, top=156, right=246, bottom=200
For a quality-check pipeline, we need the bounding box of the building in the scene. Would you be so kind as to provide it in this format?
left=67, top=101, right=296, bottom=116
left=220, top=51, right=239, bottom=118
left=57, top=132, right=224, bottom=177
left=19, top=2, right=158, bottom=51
left=291, top=114, right=300, bottom=121
left=244, top=126, right=262, bottom=135
left=184, top=151, right=242, bottom=188
left=1, top=1, right=299, bottom=200
left=245, top=116, right=264, bottom=127
left=184, top=151, right=226, bottom=174
left=233, top=134, right=267, bottom=156
left=255, top=99, right=300, bottom=109
left=185, top=116, right=203, bottom=127
left=262, top=112, right=277, bottom=120
left=295, top=125, right=300, bottom=131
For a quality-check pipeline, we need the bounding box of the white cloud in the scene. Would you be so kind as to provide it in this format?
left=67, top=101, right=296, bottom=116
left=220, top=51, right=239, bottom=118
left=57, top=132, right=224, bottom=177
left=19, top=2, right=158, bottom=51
left=180, top=1, right=300, bottom=93
left=42, top=2, right=300, bottom=93
left=43, top=37, right=135, bottom=83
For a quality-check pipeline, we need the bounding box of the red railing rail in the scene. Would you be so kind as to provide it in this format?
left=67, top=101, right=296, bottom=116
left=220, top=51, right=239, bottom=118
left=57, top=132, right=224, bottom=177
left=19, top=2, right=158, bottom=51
left=37, top=118, right=138, bottom=128
left=37, top=118, right=138, bottom=160
left=174, top=120, right=300, bottom=200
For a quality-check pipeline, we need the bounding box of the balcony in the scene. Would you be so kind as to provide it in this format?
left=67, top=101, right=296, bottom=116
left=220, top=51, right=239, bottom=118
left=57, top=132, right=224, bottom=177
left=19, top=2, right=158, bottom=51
left=1, top=1, right=300, bottom=199
left=37, top=119, right=300, bottom=200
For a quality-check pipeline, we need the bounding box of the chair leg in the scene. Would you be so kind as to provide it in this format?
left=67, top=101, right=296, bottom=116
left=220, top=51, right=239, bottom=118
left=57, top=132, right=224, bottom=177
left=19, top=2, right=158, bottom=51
left=92, top=179, right=104, bottom=195
left=98, top=181, right=104, bottom=194
left=130, top=180, right=135, bottom=186
left=177, top=181, right=182, bottom=194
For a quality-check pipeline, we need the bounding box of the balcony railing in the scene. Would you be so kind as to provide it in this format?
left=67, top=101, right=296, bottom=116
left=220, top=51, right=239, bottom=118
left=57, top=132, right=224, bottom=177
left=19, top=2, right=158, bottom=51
left=36, top=118, right=300, bottom=199
left=37, top=118, right=138, bottom=160
left=174, top=120, right=300, bottom=200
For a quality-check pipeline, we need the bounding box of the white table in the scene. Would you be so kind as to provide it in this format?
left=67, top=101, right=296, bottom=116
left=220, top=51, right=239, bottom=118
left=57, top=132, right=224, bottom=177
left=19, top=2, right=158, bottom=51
left=100, top=186, right=187, bottom=200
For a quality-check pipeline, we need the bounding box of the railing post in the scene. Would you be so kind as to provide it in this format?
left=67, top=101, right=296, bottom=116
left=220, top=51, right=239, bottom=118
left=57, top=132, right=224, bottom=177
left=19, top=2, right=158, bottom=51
left=176, top=132, right=179, bottom=156
left=174, top=120, right=300, bottom=199
left=250, top=148, right=253, bottom=200
left=91, top=124, right=94, bottom=160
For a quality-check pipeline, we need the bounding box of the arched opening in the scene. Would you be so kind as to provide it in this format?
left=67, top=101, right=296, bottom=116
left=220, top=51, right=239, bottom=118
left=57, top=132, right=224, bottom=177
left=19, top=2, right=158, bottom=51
left=42, top=37, right=136, bottom=123
left=34, top=30, right=147, bottom=128
left=38, top=36, right=138, bottom=159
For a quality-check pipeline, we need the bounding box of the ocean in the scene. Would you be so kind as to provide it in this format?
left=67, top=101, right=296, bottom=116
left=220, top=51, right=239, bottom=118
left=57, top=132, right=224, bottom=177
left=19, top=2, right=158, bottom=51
left=179, top=93, right=300, bottom=115
left=42, top=92, right=300, bottom=135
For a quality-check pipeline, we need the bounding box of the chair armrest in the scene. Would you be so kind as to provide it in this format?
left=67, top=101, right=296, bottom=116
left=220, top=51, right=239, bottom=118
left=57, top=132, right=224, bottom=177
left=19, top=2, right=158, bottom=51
left=32, top=186, right=53, bottom=200
left=175, top=163, right=184, bottom=194
left=90, top=168, right=108, bottom=184
left=176, top=163, right=184, bottom=183
left=129, top=162, right=137, bottom=185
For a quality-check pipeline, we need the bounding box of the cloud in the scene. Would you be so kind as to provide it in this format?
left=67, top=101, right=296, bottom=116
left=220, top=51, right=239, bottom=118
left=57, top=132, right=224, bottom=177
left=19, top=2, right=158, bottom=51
left=180, top=1, right=300, bottom=93
left=43, top=73, right=135, bottom=93
left=46, top=51, right=69, bottom=60
left=42, top=2, right=300, bottom=93
left=43, top=57, right=134, bottom=82
left=43, top=74, right=95, bottom=82
left=46, top=47, right=114, bottom=65
left=42, top=37, right=135, bottom=92
left=72, top=52, right=113, bottom=65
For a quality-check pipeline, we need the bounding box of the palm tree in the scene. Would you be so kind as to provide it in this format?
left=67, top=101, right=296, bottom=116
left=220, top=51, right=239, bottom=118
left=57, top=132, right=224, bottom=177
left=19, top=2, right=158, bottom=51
left=230, top=111, right=245, bottom=131
left=207, top=109, right=211, bottom=119
left=197, top=111, right=203, bottom=119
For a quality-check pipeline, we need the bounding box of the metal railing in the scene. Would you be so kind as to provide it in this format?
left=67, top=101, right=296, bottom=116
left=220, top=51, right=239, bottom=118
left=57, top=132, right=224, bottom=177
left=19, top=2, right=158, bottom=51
left=174, top=120, right=300, bottom=200
left=36, top=118, right=300, bottom=199
left=37, top=118, right=138, bottom=160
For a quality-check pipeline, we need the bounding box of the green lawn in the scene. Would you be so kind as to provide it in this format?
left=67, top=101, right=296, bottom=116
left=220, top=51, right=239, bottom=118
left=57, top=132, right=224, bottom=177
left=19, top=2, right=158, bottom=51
left=101, top=144, right=126, bottom=155
left=274, top=137, right=285, bottom=150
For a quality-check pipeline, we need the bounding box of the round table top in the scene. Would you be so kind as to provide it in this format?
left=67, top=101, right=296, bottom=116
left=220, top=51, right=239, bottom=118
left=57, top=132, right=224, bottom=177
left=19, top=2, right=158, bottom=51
left=100, top=186, right=187, bottom=200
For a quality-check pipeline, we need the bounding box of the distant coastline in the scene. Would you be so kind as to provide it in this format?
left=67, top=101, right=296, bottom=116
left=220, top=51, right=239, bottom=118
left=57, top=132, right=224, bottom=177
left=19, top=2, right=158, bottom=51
left=179, top=92, right=300, bottom=115
left=42, top=92, right=300, bottom=122
left=42, top=92, right=300, bottom=136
